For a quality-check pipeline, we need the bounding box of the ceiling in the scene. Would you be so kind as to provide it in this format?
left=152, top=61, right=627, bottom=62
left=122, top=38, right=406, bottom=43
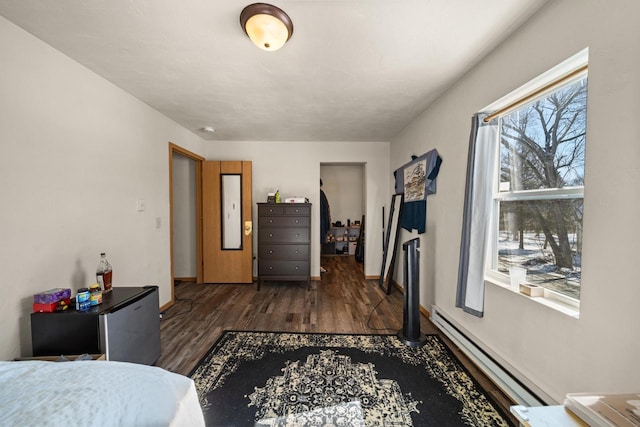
left=0, top=0, right=548, bottom=142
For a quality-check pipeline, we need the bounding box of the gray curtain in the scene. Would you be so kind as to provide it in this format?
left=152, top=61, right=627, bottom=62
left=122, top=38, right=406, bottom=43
left=456, top=114, right=499, bottom=317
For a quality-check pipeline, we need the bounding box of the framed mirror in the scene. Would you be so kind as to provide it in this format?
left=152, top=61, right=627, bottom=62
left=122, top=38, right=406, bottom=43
left=379, top=194, right=404, bottom=294
left=221, top=174, right=242, bottom=249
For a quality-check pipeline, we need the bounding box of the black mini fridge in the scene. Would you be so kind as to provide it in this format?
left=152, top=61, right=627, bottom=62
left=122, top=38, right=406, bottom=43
left=31, top=286, right=161, bottom=365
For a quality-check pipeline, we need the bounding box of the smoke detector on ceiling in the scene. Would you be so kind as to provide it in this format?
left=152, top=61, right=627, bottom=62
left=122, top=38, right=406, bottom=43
left=201, top=126, right=215, bottom=134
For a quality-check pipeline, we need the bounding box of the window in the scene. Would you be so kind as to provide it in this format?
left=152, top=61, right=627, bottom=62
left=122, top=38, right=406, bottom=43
left=487, top=66, right=588, bottom=303
left=456, top=50, right=588, bottom=317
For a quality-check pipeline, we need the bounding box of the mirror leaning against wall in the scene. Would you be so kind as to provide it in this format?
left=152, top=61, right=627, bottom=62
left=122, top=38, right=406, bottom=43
left=379, top=194, right=404, bottom=294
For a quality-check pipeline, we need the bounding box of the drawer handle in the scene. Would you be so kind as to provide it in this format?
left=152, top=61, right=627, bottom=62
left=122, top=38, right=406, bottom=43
left=269, top=233, right=273, bottom=237
left=269, top=250, right=273, bottom=254
left=269, top=266, right=273, bottom=270
left=295, top=250, right=299, bottom=254
left=295, top=266, right=299, bottom=270
left=295, top=233, right=300, bottom=237
left=295, top=209, right=299, bottom=213
left=269, top=219, right=273, bottom=223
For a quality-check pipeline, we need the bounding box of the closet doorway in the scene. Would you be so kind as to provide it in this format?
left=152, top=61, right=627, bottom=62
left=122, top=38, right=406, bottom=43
left=320, top=163, right=366, bottom=271
left=169, top=143, right=204, bottom=308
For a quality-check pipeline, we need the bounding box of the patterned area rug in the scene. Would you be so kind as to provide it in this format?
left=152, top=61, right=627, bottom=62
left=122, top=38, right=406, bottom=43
left=189, top=331, right=511, bottom=426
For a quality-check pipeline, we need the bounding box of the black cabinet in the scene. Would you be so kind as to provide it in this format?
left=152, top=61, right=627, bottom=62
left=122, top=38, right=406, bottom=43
left=257, top=203, right=311, bottom=290
left=31, top=286, right=161, bottom=365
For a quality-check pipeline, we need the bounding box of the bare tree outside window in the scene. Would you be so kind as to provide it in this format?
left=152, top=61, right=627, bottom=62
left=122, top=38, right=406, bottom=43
left=496, top=76, right=587, bottom=300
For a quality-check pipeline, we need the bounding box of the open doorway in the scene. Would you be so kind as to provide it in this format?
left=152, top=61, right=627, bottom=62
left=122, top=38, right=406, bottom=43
left=168, top=143, right=203, bottom=308
left=320, top=163, right=366, bottom=274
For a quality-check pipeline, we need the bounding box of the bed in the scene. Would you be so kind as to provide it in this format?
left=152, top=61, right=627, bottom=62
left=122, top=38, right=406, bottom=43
left=0, top=360, right=205, bottom=426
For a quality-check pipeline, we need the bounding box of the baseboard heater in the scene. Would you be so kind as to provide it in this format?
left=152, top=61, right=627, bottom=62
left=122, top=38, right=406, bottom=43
left=430, top=305, right=546, bottom=407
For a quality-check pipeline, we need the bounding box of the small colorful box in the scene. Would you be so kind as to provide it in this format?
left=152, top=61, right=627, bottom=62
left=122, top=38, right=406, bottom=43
left=519, top=283, right=544, bottom=297
left=33, top=298, right=71, bottom=313
left=33, top=288, right=71, bottom=304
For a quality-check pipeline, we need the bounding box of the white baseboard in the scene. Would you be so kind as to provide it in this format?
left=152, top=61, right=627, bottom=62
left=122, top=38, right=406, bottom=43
left=431, top=305, right=550, bottom=406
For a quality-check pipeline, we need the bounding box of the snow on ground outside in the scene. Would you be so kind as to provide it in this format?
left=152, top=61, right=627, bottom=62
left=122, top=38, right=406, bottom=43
left=497, top=232, right=580, bottom=299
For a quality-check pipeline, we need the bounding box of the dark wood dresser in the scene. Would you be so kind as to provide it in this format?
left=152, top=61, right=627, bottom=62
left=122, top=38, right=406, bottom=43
left=257, top=202, right=311, bottom=290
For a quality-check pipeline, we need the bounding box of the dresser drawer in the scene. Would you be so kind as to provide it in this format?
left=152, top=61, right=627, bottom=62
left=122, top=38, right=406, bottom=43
left=259, top=227, right=309, bottom=243
left=258, top=215, right=310, bottom=227
left=259, top=244, right=309, bottom=259
left=258, top=205, right=285, bottom=216
left=259, top=260, right=310, bottom=276
left=284, top=205, right=310, bottom=216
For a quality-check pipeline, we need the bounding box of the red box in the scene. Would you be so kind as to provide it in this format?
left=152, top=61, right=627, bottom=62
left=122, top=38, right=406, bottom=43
left=33, top=298, right=71, bottom=313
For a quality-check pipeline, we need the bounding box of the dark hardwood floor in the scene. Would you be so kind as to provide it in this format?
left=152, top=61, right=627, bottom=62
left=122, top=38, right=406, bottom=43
left=157, top=255, right=517, bottom=424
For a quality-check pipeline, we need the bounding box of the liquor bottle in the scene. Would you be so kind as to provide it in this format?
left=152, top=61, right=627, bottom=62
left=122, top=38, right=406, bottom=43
left=96, top=253, right=113, bottom=293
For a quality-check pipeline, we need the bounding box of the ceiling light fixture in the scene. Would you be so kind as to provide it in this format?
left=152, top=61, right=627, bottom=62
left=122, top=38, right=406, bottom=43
left=202, top=126, right=215, bottom=134
left=240, top=3, right=293, bottom=52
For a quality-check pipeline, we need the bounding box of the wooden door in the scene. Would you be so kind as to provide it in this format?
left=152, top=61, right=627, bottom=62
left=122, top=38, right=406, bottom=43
left=202, top=161, right=253, bottom=283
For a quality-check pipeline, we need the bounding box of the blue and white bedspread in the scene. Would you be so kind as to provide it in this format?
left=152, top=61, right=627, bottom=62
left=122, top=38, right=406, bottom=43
left=0, top=360, right=205, bottom=427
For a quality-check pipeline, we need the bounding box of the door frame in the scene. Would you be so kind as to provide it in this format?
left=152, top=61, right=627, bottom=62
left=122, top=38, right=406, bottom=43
left=319, top=162, right=367, bottom=277
left=168, top=142, right=204, bottom=310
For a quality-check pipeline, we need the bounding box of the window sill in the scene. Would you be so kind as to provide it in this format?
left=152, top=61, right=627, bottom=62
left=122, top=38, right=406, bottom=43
left=485, top=278, right=580, bottom=319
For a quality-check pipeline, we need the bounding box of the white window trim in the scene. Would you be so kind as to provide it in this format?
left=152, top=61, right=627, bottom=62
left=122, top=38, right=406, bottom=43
left=495, top=187, right=583, bottom=201
left=484, top=275, right=580, bottom=318
left=480, top=48, right=588, bottom=318
left=482, top=48, right=589, bottom=114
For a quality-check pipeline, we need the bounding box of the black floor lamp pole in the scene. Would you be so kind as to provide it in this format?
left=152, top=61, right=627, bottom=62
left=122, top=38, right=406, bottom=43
left=398, top=237, right=427, bottom=347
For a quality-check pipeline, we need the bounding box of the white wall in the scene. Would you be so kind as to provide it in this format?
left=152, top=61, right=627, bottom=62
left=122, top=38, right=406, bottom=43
left=391, top=0, right=640, bottom=402
left=0, top=16, right=204, bottom=360
left=172, top=154, right=197, bottom=278
left=320, top=164, right=364, bottom=226
left=204, top=141, right=389, bottom=278
left=10, top=0, right=635, bottom=400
